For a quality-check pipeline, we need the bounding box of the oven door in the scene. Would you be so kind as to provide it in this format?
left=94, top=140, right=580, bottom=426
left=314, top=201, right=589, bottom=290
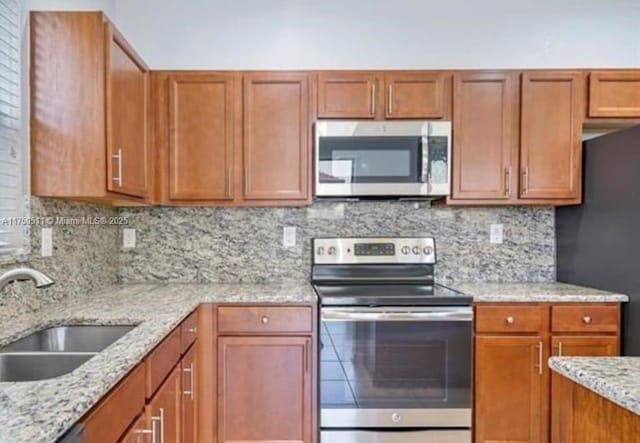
left=320, top=306, right=472, bottom=429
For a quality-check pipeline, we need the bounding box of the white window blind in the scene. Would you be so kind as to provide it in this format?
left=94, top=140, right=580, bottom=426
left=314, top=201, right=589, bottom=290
left=0, top=0, right=22, bottom=254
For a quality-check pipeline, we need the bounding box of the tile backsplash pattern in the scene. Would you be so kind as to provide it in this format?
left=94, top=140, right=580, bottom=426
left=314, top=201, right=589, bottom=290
left=0, top=197, right=119, bottom=322
left=119, top=201, right=555, bottom=284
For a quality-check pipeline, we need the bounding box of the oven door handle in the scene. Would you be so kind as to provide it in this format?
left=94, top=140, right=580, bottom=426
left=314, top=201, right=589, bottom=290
left=321, top=308, right=473, bottom=322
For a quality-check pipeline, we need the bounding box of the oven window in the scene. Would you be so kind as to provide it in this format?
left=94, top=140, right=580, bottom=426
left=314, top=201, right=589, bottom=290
left=320, top=319, right=471, bottom=409
left=318, top=136, right=422, bottom=184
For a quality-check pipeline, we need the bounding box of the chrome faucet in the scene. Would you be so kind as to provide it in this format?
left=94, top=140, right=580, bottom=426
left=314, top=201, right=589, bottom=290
left=0, top=267, right=54, bottom=292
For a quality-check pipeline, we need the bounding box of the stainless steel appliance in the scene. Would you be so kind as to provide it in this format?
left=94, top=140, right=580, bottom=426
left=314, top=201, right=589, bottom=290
left=312, top=237, right=472, bottom=442
left=314, top=121, right=451, bottom=198
left=557, top=126, right=640, bottom=356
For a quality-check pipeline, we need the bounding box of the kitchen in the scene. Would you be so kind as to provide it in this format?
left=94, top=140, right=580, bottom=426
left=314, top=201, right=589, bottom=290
left=0, top=0, right=639, bottom=442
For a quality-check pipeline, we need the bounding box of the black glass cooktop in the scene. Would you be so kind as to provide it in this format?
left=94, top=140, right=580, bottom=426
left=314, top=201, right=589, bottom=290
left=314, top=283, right=472, bottom=307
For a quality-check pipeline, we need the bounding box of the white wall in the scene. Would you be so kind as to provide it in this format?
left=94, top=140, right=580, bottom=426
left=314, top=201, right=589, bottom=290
left=24, top=0, right=115, bottom=17
left=112, top=0, right=640, bottom=69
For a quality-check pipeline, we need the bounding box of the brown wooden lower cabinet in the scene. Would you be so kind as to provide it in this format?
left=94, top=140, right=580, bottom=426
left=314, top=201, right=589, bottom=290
left=182, top=345, right=197, bottom=443
left=217, top=335, right=313, bottom=443
left=475, top=335, right=548, bottom=443
left=474, top=303, right=621, bottom=443
left=550, top=335, right=619, bottom=443
left=556, top=378, right=640, bottom=442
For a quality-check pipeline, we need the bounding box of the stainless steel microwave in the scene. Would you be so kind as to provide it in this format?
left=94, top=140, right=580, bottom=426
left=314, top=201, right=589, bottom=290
left=315, top=121, right=451, bottom=198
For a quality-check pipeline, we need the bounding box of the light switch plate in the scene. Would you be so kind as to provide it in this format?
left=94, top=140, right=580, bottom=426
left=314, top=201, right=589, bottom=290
left=490, top=224, right=504, bottom=244
left=41, top=228, right=53, bottom=257
left=283, top=226, right=296, bottom=247
left=123, top=228, right=136, bottom=249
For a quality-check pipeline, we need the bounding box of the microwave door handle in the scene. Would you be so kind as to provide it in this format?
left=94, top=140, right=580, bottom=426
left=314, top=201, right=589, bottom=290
left=421, top=135, right=430, bottom=185
left=322, top=308, right=473, bottom=322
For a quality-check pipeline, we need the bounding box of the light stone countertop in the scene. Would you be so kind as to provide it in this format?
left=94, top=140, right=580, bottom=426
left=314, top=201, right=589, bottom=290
left=0, top=282, right=317, bottom=443
left=450, top=282, right=628, bottom=303
left=549, top=357, right=640, bottom=416
left=0, top=280, right=628, bottom=442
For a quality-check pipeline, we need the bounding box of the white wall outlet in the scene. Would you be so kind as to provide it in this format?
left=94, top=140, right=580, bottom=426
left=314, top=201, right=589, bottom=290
left=490, top=224, right=504, bottom=244
left=123, top=228, right=136, bottom=249
left=41, top=228, right=53, bottom=257
left=283, top=226, right=296, bottom=247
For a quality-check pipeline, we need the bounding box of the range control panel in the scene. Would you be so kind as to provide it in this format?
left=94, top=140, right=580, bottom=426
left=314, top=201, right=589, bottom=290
left=313, top=237, right=436, bottom=265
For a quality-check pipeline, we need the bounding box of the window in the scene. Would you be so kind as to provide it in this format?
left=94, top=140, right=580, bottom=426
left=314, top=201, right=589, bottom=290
left=0, top=0, right=22, bottom=254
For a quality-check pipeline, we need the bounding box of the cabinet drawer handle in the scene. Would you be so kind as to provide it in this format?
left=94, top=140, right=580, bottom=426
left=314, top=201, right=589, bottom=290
left=505, top=316, right=515, bottom=325
left=150, top=408, right=164, bottom=443
left=505, top=168, right=511, bottom=196
left=371, top=83, right=376, bottom=115
left=183, top=363, right=194, bottom=401
left=112, top=148, right=123, bottom=187
left=583, top=316, right=592, bottom=324
left=261, top=316, right=269, bottom=324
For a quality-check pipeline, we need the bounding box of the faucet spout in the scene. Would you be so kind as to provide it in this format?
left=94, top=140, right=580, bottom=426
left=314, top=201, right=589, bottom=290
left=0, top=267, right=55, bottom=292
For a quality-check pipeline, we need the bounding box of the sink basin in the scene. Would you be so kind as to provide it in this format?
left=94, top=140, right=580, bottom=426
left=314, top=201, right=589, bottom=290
left=0, top=353, right=95, bottom=382
left=0, top=325, right=135, bottom=353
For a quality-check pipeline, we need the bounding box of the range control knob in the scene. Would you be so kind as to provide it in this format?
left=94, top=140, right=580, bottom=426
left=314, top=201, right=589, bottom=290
left=327, top=246, right=337, bottom=256
left=412, top=246, right=421, bottom=255
left=423, top=246, right=434, bottom=255
left=317, top=247, right=325, bottom=256
left=401, top=246, right=411, bottom=255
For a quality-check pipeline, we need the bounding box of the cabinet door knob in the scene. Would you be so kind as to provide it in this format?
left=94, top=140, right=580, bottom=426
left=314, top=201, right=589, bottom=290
left=506, top=316, right=515, bottom=324
left=261, top=316, right=269, bottom=324
left=583, top=316, right=592, bottom=324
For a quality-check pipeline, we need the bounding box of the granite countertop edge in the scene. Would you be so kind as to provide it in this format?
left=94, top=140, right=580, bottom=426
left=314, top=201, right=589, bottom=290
left=549, top=356, right=640, bottom=416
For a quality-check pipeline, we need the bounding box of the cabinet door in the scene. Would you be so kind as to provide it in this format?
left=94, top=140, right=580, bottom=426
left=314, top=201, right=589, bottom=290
left=243, top=73, right=310, bottom=201
left=520, top=72, right=583, bottom=200
left=550, top=335, right=619, bottom=443
left=107, top=27, right=149, bottom=197
left=475, top=336, right=548, bottom=443
left=218, top=336, right=312, bottom=443
left=451, top=72, right=517, bottom=200
left=589, top=71, right=640, bottom=117
left=317, top=72, right=379, bottom=118
left=384, top=72, right=448, bottom=118
left=147, top=364, right=181, bottom=443
left=182, top=345, right=197, bottom=443
left=168, top=74, right=235, bottom=200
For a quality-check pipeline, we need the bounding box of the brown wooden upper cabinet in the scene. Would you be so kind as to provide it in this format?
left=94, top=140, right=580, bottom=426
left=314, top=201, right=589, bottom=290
left=451, top=72, right=518, bottom=201
left=168, top=73, right=235, bottom=201
left=588, top=70, right=640, bottom=118
left=31, top=11, right=149, bottom=203
left=243, top=72, right=311, bottom=201
left=520, top=71, right=584, bottom=201
left=384, top=72, right=449, bottom=119
left=317, top=72, right=379, bottom=118
left=316, top=71, right=450, bottom=119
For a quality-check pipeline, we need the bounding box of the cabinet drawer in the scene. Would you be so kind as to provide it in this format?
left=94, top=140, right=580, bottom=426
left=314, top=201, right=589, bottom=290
left=84, top=363, right=145, bottom=443
left=181, top=309, right=198, bottom=353
left=551, top=305, right=619, bottom=333
left=217, top=306, right=312, bottom=334
left=145, top=326, right=181, bottom=398
left=475, top=305, right=547, bottom=333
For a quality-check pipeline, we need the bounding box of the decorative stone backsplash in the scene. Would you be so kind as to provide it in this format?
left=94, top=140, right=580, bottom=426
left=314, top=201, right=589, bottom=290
left=118, top=201, right=555, bottom=284
left=0, top=198, right=119, bottom=322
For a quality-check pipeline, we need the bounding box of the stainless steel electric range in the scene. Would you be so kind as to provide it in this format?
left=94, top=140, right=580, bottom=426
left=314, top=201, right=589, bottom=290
left=312, top=237, right=472, bottom=443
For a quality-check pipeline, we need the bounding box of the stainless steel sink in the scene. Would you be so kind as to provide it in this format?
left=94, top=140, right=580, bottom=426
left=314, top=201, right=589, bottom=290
left=0, top=325, right=135, bottom=353
left=0, top=353, right=95, bottom=382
